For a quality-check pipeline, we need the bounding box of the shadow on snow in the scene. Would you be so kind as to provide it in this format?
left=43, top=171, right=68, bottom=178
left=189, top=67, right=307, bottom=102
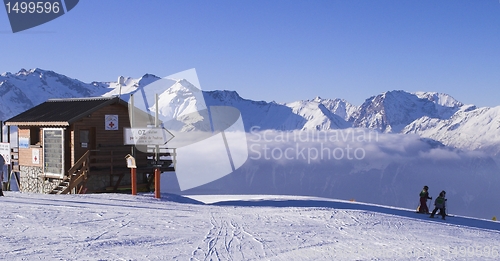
left=210, top=197, right=500, bottom=233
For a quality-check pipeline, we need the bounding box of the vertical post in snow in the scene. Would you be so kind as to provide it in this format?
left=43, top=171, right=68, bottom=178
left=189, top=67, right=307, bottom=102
left=7, top=124, right=10, bottom=191
left=131, top=168, right=137, bottom=195
left=154, top=167, right=160, bottom=199
left=130, top=94, right=137, bottom=195
left=154, top=93, right=161, bottom=199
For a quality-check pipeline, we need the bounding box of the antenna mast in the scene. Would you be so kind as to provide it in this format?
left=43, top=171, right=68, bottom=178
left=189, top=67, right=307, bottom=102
left=118, top=76, right=125, bottom=99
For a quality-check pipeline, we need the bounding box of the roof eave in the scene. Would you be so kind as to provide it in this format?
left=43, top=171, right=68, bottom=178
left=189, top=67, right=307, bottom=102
left=4, top=121, right=70, bottom=127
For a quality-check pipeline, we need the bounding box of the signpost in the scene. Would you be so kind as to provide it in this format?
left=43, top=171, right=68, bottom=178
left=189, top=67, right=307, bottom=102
left=154, top=94, right=161, bottom=199
left=0, top=142, right=10, bottom=165
left=125, top=154, right=137, bottom=195
left=123, top=128, right=174, bottom=146
left=125, top=93, right=174, bottom=199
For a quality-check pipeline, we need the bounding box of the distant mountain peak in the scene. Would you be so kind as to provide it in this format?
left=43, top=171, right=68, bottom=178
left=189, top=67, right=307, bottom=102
left=141, top=73, right=160, bottom=79
left=350, top=90, right=465, bottom=133
left=17, top=68, right=30, bottom=75
left=164, top=78, right=201, bottom=95
left=205, top=90, right=243, bottom=102
left=28, top=68, right=43, bottom=74
left=413, top=91, right=463, bottom=107
left=312, top=96, right=322, bottom=102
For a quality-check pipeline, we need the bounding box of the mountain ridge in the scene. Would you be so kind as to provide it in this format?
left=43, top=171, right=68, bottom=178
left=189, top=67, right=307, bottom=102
left=1, top=68, right=499, bottom=155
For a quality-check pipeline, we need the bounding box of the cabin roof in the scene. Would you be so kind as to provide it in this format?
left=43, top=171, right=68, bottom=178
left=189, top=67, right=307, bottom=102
left=5, top=96, right=128, bottom=126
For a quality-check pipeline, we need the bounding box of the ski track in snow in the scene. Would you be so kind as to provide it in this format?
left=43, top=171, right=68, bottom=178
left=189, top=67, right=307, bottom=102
left=1, top=192, right=500, bottom=260
left=190, top=210, right=266, bottom=261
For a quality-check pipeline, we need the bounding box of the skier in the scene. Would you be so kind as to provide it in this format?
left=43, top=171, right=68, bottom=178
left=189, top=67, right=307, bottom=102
left=436, top=190, right=447, bottom=217
left=418, top=186, right=432, bottom=214
left=430, top=191, right=447, bottom=220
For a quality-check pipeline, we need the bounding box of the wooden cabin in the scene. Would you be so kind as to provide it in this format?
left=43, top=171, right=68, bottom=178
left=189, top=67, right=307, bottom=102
left=4, top=96, right=174, bottom=194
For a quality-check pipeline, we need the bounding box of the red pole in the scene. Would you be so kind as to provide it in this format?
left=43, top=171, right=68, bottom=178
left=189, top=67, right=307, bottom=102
left=131, top=168, right=137, bottom=195
left=154, top=167, right=160, bottom=199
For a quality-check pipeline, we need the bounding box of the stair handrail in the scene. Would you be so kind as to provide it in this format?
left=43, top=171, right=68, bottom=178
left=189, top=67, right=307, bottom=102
left=65, top=150, right=90, bottom=194
left=68, top=150, right=90, bottom=176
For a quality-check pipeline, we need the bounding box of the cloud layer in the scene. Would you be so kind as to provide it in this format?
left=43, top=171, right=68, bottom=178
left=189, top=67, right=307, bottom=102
left=163, top=129, right=500, bottom=219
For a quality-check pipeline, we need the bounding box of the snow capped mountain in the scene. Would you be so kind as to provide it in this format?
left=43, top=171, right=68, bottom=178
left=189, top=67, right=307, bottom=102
left=149, top=78, right=207, bottom=119
left=311, top=96, right=358, bottom=121
left=2, top=68, right=105, bottom=103
left=0, top=80, right=34, bottom=121
left=403, top=105, right=500, bottom=155
left=413, top=91, right=464, bottom=115
left=102, top=73, right=162, bottom=98
left=349, top=90, right=463, bottom=133
left=203, top=90, right=308, bottom=131
left=285, top=99, right=350, bottom=130
left=0, top=68, right=109, bottom=120
left=1, top=68, right=500, bottom=156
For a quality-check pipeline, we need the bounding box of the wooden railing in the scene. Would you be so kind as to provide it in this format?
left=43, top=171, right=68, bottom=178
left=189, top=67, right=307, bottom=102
left=87, top=145, right=176, bottom=193
left=89, top=147, right=129, bottom=191
left=59, top=150, right=90, bottom=194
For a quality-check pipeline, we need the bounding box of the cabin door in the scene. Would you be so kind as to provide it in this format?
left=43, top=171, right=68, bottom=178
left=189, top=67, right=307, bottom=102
left=80, top=127, right=96, bottom=163
left=80, top=127, right=96, bottom=150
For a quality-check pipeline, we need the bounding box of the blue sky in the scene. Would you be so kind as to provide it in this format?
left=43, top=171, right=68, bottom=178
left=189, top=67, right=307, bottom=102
left=1, top=0, right=499, bottom=107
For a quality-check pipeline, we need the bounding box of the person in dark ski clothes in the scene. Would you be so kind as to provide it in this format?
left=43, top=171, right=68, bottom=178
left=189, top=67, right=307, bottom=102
left=430, top=191, right=447, bottom=220
left=436, top=190, right=447, bottom=217
left=418, top=186, right=432, bottom=213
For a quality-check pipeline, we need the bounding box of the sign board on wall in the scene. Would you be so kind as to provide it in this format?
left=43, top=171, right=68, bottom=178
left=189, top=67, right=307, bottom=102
left=0, top=142, right=10, bottom=165
left=123, top=128, right=174, bottom=145
left=19, top=137, right=29, bottom=148
left=105, top=115, right=119, bottom=130
left=32, top=149, right=40, bottom=164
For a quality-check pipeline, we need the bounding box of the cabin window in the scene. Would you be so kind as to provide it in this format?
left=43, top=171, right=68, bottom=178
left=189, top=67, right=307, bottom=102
left=43, top=128, right=64, bottom=178
left=80, top=130, right=89, bottom=148
left=30, top=126, right=40, bottom=145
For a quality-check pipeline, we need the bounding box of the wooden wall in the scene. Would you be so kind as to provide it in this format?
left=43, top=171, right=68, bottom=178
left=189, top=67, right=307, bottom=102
left=18, top=127, right=43, bottom=168
left=18, top=102, right=132, bottom=173
left=71, top=103, right=131, bottom=164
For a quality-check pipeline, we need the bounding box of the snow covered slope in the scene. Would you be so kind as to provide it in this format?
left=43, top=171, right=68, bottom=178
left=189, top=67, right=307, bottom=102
left=1, top=192, right=499, bottom=260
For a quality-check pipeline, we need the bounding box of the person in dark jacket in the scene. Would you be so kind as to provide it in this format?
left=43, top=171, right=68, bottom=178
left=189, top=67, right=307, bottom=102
left=430, top=191, right=447, bottom=220
left=418, top=186, right=432, bottom=213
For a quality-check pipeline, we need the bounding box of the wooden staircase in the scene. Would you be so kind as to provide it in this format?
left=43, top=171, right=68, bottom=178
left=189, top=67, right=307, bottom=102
left=49, top=150, right=89, bottom=194
left=49, top=145, right=176, bottom=194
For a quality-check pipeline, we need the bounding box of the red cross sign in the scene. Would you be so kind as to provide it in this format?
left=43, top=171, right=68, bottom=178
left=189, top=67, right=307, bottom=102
left=105, top=115, right=119, bottom=130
